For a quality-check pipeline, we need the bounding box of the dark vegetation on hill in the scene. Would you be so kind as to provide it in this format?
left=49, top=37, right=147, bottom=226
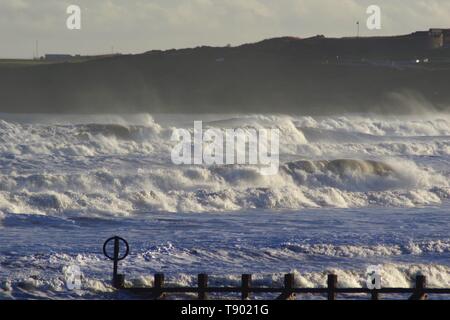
left=1, top=35, right=450, bottom=114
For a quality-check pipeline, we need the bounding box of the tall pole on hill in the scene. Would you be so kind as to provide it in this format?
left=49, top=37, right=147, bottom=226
left=34, top=40, right=39, bottom=59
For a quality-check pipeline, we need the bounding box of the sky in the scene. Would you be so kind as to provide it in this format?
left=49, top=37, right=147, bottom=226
left=1, top=0, right=450, bottom=59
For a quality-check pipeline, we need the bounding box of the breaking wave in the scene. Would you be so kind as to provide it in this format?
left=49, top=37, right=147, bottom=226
left=281, top=240, right=450, bottom=258
left=0, top=157, right=448, bottom=216
left=1, top=245, right=448, bottom=299
left=0, top=113, right=449, bottom=216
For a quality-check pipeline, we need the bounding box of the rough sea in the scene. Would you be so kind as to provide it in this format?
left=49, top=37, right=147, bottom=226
left=0, top=113, right=449, bottom=299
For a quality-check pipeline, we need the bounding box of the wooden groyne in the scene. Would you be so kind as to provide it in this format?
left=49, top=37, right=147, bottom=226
left=103, top=236, right=450, bottom=300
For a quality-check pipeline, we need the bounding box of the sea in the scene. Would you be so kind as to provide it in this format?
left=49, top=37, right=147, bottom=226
left=0, top=112, right=449, bottom=299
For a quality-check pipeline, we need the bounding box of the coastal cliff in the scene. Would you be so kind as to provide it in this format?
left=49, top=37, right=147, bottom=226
left=1, top=33, right=450, bottom=114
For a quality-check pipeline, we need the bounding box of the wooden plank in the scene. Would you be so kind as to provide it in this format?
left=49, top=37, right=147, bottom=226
left=121, top=284, right=450, bottom=299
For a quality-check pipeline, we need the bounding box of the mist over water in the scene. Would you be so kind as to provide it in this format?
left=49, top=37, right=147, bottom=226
left=0, top=111, right=449, bottom=299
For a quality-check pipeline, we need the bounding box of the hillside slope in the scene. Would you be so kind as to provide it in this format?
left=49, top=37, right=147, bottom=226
left=1, top=35, right=450, bottom=114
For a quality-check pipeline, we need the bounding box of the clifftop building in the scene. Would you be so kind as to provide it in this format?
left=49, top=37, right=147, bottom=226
left=412, top=28, right=450, bottom=49
left=45, top=54, right=77, bottom=62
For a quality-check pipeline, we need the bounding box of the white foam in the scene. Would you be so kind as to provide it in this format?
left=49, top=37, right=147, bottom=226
left=0, top=159, right=447, bottom=215
left=295, top=114, right=450, bottom=137
left=281, top=240, right=450, bottom=258
left=0, top=114, right=448, bottom=216
left=2, top=250, right=448, bottom=299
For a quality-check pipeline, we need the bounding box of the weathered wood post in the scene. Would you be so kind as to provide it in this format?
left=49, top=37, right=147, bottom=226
left=285, top=273, right=294, bottom=291
left=409, top=275, right=428, bottom=300
left=154, top=273, right=165, bottom=300
left=241, top=274, right=252, bottom=300
left=371, top=290, right=379, bottom=300
left=327, top=274, right=337, bottom=300
left=277, top=273, right=296, bottom=300
left=198, top=274, right=208, bottom=300
left=113, top=274, right=125, bottom=289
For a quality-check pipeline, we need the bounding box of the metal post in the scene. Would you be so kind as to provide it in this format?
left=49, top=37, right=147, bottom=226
left=103, top=236, right=129, bottom=289
left=112, top=237, right=124, bottom=288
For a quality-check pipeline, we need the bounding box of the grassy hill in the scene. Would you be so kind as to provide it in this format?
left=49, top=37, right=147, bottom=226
left=1, top=34, right=450, bottom=115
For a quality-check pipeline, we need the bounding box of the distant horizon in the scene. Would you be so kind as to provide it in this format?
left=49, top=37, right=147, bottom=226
left=2, top=27, right=449, bottom=60
left=2, top=0, right=450, bottom=59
